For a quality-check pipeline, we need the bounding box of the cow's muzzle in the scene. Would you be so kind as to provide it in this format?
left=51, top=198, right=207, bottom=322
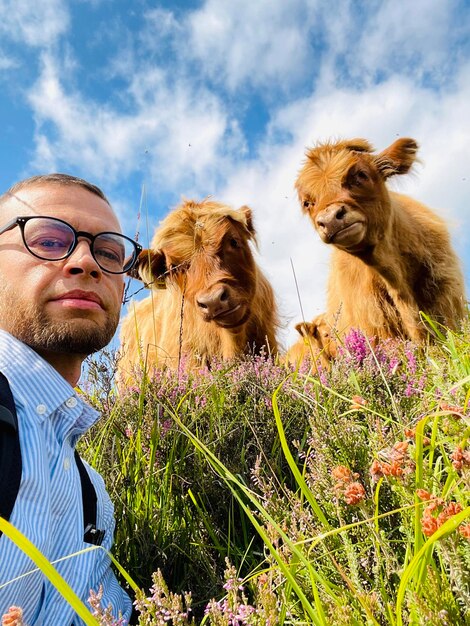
left=196, top=285, right=249, bottom=327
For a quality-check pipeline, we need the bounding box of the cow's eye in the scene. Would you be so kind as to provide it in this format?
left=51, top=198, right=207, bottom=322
left=229, top=237, right=240, bottom=249
left=349, top=170, right=369, bottom=187
left=303, top=199, right=315, bottom=209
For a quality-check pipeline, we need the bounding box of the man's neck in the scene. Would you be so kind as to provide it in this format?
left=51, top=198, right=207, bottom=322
left=35, top=350, right=84, bottom=387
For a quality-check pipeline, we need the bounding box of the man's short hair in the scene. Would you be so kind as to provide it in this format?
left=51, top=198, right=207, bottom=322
left=0, top=173, right=110, bottom=206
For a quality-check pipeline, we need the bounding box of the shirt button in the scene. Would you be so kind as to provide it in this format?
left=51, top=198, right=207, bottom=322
left=66, top=397, right=78, bottom=408
left=36, top=404, right=47, bottom=415
left=63, top=457, right=71, bottom=471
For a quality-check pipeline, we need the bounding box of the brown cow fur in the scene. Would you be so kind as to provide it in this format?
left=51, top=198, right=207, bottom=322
left=295, top=138, right=466, bottom=342
left=118, top=199, right=279, bottom=380
left=285, top=314, right=337, bottom=369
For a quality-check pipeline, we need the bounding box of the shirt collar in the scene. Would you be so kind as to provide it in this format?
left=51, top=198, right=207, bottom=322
left=0, top=329, right=99, bottom=431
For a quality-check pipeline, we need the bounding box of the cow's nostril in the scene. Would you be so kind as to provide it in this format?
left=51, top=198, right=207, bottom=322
left=197, top=300, right=208, bottom=310
left=220, top=288, right=228, bottom=302
left=336, top=206, right=346, bottom=220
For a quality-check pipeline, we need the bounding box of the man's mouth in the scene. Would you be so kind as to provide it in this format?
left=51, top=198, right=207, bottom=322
left=52, top=290, right=104, bottom=311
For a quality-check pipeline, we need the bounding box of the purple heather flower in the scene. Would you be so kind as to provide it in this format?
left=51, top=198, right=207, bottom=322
left=405, top=348, right=417, bottom=374
left=343, top=328, right=369, bottom=365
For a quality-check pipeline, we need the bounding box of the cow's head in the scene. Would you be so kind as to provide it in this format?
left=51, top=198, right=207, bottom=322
left=131, top=200, right=259, bottom=329
left=295, top=138, right=418, bottom=253
left=295, top=314, right=337, bottom=360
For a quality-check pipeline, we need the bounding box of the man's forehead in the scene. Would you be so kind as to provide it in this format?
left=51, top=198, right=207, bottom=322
left=2, top=183, right=120, bottom=230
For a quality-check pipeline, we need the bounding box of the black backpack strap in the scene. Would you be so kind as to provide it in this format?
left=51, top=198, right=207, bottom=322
left=0, top=371, right=104, bottom=546
left=0, top=372, right=22, bottom=538
left=74, top=450, right=105, bottom=546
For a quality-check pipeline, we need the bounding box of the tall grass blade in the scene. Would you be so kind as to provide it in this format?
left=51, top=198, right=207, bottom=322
left=395, top=507, right=470, bottom=626
left=0, top=517, right=100, bottom=625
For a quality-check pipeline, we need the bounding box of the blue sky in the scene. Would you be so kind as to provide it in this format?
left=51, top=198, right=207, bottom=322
left=1, top=0, right=469, bottom=347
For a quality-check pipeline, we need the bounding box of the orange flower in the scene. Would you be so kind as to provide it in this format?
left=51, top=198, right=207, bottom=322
left=421, top=514, right=439, bottom=537
left=1, top=607, right=25, bottom=626
left=390, top=441, right=409, bottom=462
left=331, top=465, right=354, bottom=483
left=426, top=498, right=445, bottom=512
left=459, top=523, right=470, bottom=540
left=344, top=481, right=366, bottom=505
left=370, top=459, right=384, bottom=481
left=351, top=395, right=368, bottom=410
left=416, top=489, right=432, bottom=501
left=421, top=500, right=463, bottom=538
left=440, top=402, right=464, bottom=415
left=437, top=502, right=463, bottom=526
left=404, top=427, right=431, bottom=446
left=451, top=446, right=470, bottom=472
left=388, top=461, right=404, bottom=477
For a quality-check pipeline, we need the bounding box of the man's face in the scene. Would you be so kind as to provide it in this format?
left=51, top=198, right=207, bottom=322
left=0, top=184, right=125, bottom=357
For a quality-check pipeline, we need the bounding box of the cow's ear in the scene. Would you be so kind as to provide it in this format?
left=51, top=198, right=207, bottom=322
left=239, top=205, right=256, bottom=237
left=374, top=138, right=419, bottom=179
left=295, top=321, right=315, bottom=338
left=128, top=249, right=167, bottom=287
left=308, top=321, right=319, bottom=339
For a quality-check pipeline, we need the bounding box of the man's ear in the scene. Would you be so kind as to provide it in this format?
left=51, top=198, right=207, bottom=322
left=127, top=249, right=168, bottom=288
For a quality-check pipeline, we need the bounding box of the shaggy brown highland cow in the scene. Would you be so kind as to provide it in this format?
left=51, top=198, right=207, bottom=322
left=118, top=199, right=279, bottom=379
left=285, top=313, right=337, bottom=369
left=295, top=137, right=466, bottom=342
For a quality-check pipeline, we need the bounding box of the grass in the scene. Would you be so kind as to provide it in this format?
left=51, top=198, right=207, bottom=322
left=77, top=317, right=470, bottom=625
left=2, top=320, right=468, bottom=624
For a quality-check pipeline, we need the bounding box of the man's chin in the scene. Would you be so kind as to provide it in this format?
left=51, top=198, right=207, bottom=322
left=22, top=317, right=118, bottom=356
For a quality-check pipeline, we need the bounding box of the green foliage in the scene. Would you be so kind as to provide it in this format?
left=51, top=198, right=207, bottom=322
left=80, top=319, right=470, bottom=625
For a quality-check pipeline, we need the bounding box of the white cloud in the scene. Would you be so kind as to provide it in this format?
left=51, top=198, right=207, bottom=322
left=27, top=53, right=244, bottom=193
left=141, top=7, right=183, bottom=43
left=0, top=51, right=18, bottom=70
left=0, top=0, right=69, bottom=47
left=184, top=0, right=319, bottom=91
left=316, top=0, right=467, bottom=87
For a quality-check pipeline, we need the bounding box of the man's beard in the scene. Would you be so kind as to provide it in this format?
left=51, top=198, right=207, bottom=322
left=0, top=292, right=119, bottom=356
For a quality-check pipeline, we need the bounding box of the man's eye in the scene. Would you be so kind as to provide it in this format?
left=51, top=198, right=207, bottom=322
left=34, top=237, right=68, bottom=250
left=95, top=246, right=123, bottom=263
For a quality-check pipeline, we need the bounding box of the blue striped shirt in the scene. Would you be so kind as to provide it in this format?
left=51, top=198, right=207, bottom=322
left=0, top=330, right=132, bottom=624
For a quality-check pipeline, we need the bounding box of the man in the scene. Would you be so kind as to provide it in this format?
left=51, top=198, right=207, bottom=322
left=0, top=174, right=141, bottom=624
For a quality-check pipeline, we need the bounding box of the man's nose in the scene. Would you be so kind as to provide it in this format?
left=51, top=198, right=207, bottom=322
left=62, top=239, right=102, bottom=278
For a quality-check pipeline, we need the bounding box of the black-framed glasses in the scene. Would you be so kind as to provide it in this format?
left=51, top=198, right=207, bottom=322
left=0, top=216, right=142, bottom=275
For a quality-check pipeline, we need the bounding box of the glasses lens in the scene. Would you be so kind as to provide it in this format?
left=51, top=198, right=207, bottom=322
left=23, top=218, right=75, bottom=260
left=93, top=233, right=137, bottom=273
